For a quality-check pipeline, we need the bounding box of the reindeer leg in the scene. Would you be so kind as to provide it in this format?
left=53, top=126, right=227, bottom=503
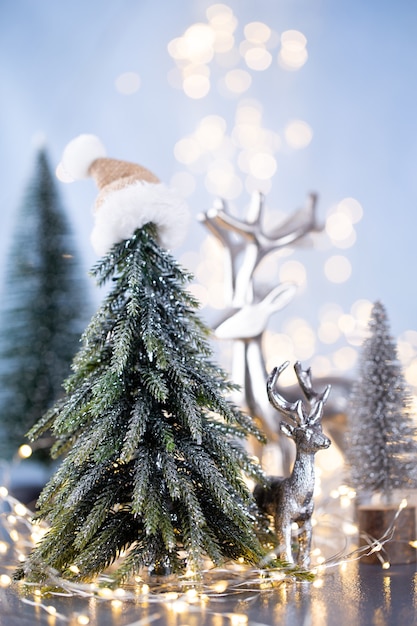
left=296, top=517, right=312, bottom=569
left=274, top=514, right=294, bottom=565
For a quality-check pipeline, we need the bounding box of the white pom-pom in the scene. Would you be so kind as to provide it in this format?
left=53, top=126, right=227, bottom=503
left=90, top=181, right=190, bottom=256
left=61, top=134, right=106, bottom=180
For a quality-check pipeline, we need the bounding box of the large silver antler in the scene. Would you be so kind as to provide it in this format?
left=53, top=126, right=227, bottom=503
left=198, top=191, right=319, bottom=306
left=267, top=361, right=331, bottom=428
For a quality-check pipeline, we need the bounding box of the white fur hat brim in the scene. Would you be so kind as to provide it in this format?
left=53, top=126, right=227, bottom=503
left=90, top=181, right=190, bottom=256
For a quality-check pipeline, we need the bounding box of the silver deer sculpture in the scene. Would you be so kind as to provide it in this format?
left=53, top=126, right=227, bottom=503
left=254, top=361, right=331, bottom=568
left=199, top=192, right=350, bottom=473
left=198, top=191, right=320, bottom=469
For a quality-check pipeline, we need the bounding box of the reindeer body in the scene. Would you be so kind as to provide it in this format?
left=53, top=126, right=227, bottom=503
left=254, top=361, right=331, bottom=568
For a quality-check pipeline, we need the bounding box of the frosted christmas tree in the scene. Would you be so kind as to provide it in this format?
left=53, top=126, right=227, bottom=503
left=347, top=300, right=417, bottom=503
left=17, top=135, right=266, bottom=585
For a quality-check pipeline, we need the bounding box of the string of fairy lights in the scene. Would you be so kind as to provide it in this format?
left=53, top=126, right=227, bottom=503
left=0, top=480, right=415, bottom=624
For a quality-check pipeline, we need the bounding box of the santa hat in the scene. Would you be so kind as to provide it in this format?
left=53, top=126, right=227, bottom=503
left=61, top=134, right=189, bottom=256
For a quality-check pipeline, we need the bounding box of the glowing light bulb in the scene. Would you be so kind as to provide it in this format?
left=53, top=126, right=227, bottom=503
left=46, top=606, right=57, bottom=615
left=165, top=592, right=179, bottom=601
left=230, top=615, right=248, bottom=626
left=171, top=600, right=189, bottom=614
left=212, top=580, right=228, bottom=593
left=111, top=599, right=123, bottom=610
left=186, top=588, right=199, bottom=602
left=14, top=502, right=28, bottom=517
left=371, top=542, right=382, bottom=553
left=114, top=588, right=126, bottom=598
left=18, top=444, right=32, bottom=459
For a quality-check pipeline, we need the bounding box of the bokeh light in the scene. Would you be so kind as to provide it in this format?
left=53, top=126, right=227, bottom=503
left=324, top=255, right=352, bottom=283
left=405, top=359, right=417, bottom=387
left=55, top=162, right=74, bottom=183
left=248, top=153, right=277, bottom=179
left=18, top=444, right=32, bottom=459
left=397, top=329, right=417, bottom=393
left=338, top=313, right=356, bottom=335
left=183, top=73, right=211, bottom=99
left=337, top=197, right=364, bottom=223
left=205, top=160, right=242, bottom=198
left=174, top=137, right=202, bottom=164
left=264, top=331, right=296, bottom=380
left=206, top=3, right=237, bottom=30
left=282, top=318, right=316, bottom=360
left=224, top=69, right=252, bottom=94
left=326, top=213, right=354, bottom=241
left=114, top=72, right=141, bottom=95
left=244, top=21, right=272, bottom=44
left=169, top=171, right=197, bottom=197
left=233, top=123, right=262, bottom=149
left=243, top=46, right=273, bottom=71
left=318, top=321, right=341, bottom=344
left=195, top=115, right=227, bottom=150
left=324, top=198, right=362, bottom=250
left=182, top=23, right=216, bottom=64
left=332, top=346, right=358, bottom=371
left=284, top=120, right=313, bottom=149
left=351, top=299, right=373, bottom=321
left=278, top=260, right=307, bottom=287
left=213, top=30, right=235, bottom=54
left=278, top=29, right=308, bottom=70
left=310, top=355, right=333, bottom=377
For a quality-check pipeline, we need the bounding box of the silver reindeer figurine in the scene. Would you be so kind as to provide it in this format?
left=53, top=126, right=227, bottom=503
left=254, top=361, right=331, bottom=568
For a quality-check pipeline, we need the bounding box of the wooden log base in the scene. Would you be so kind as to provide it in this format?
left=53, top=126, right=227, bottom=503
left=358, top=504, right=417, bottom=565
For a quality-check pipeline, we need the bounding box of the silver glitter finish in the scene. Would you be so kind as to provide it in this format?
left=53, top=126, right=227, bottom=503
left=346, top=300, right=417, bottom=502
left=254, top=361, right=331, bottom=568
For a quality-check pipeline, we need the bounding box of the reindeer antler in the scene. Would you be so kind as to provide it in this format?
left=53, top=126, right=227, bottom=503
left=267, top=362, right=306, bottom=426
left=198, top=191, right=320, bottom=307
left=267, top=361, right=331, bottom=428
left=294, top=361, right=331, bottom=423
left=203, top=192, right=319, bottom=251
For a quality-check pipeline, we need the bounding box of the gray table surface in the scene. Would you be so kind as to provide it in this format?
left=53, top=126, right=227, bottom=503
left=1, top=560, right=416, bottom=626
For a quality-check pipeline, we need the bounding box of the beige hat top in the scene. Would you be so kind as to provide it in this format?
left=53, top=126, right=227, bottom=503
left=59, top=134, right=189, bottom=256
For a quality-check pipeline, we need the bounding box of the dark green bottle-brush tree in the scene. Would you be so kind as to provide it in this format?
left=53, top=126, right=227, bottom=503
left=0, top=148, right=90, bottom=462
